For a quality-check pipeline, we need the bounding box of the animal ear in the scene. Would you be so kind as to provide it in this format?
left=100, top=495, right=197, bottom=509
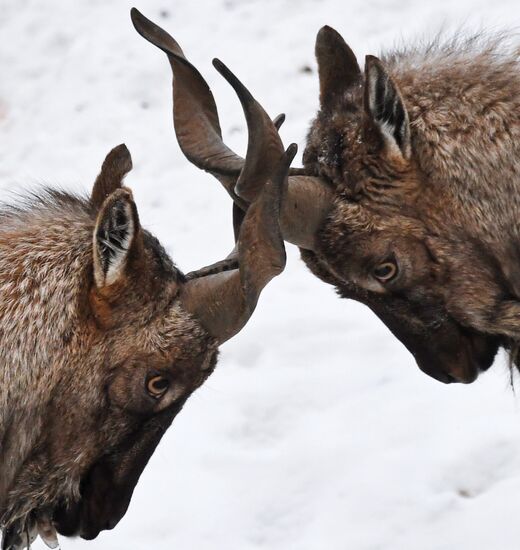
left=93, top=188, right=141, bottom=289
left=315, top=25, right=361, bottom=109
left=91, top=144, right=133, bottom=209
left=364, top=55, right=411, bottom=160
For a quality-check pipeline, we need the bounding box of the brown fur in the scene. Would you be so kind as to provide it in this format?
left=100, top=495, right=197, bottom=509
left=302, top=31, right=520, bottom=383
left=0, top=151, right=219, bottom=547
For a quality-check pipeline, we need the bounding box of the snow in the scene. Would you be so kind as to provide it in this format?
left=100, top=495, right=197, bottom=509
left=2, top=0, right=520, bottom=548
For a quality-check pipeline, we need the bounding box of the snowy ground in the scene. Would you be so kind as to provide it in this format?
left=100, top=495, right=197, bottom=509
left=2, top=0, right=520, bottom=549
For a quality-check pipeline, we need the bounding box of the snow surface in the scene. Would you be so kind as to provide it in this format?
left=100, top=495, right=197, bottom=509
left=2, top=0, right=520, bottom=549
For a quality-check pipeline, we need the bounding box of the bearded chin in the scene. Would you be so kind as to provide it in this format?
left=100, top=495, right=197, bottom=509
left=1, top=466, right=79, bottom=550
left=1, top=513, right=60, bottom=550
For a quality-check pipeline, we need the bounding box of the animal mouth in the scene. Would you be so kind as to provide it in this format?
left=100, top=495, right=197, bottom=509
left=52, top=470, right=130, bottom=541
left=0, top=457, right=131, bottom=547
left=416, top=327, right=499, bottom=385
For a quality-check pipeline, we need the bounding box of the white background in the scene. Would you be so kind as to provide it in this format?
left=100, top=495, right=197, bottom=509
left=2, top=1, right=520, bottom=549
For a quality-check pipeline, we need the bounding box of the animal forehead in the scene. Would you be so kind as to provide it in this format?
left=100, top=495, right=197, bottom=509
left=328, top=201, right=423, bottom=236
left=143, top=303, right=216, bottom=360
left=102, top=298, right=212, bottom=371
left=307, top=105, right=363, bottom=165
left=124, top=347, right=212, bottom=375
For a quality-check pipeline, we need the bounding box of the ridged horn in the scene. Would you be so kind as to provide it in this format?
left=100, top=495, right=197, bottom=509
left=180, top=145, right=296, bottom=343
left=131, top=8, right=246, bottom=208
left=131, top=8, right=333, bottom=255
left=213, top=59, right=334, bottom=250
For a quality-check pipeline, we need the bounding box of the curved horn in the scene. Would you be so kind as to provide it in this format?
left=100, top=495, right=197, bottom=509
left=131, top=9, right=334, bottom=251
left=180, top=145, right=296, bottom=344
left=212, top=58, right=285, bottom=204
left=282, top=175, right=334, bottom=250
left=130, top=8, right=246, bottom=208
left=212, top=59, right=334, bottom=250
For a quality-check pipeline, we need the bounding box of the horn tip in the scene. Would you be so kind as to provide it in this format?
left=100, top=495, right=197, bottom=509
left=130, top=6, right=152, bottom=37
left=213, top=58, right=254, bottom=105
left=213, top=58, right=233, bottom=82
left=130, top=7, right=145, bottom=26
left=212, top=58, right=226, bottom=73
left=286, top=143, right=298, bottom=162
left=273, top=113, right=285, bottom=130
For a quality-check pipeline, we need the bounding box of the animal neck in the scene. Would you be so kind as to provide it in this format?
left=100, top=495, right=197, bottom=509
left=0, top=195, right=95, bottom=505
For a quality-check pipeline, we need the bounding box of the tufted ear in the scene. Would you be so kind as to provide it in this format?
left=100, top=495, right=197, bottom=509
left=93, top=188, right=141, bottom=289
left=364, top=55, right=411, bottom=161
left=315, top=25, right=361, bottom=109
left=91, top=144, right=133, bottom=209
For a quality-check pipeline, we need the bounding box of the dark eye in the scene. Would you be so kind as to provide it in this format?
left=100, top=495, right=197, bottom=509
left=373, top=261, right=398, bottom=282
left=146, top=375, right=170, bottom=399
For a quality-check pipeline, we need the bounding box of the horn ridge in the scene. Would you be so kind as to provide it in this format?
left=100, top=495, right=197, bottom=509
left=180, top=145, right=296, bottom=343
left=213, top=58, right=285, bottom=204
left=131, top=8, right=245, bottom=206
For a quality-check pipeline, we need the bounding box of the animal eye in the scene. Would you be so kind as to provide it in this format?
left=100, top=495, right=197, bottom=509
left=146, top=375, right=170, bottom=398
left=372, top=261, right=398, bottom=282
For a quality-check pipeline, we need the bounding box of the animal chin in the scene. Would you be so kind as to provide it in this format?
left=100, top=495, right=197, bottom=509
left=53, top=402, right=185, bottom=541
left=53, top=497, right=121, bottom=541
left=415, top=329, right=499, bottom=385
left=53, top=478, right=130, bottom=541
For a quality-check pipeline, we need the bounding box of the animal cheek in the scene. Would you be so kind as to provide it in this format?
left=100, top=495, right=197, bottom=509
left=107, top=372, right=150, bottom=414
left=107, top=375, right=132, bottom=409
left=154, top=384, right=186, bottom=413
left=360, top=279, right=386, bottom=293
left=405, top=287, right=431, bottom=303
left=444, top=291, right=495, bottom=333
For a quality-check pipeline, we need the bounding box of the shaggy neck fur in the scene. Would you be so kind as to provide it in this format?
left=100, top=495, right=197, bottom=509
left=0, top=193, right=95, bottom=509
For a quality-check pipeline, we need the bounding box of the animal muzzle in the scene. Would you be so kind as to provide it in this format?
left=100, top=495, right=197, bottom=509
left=413, top=326, right=499, bottom=384
left=361, top=293, right=500, bottom=385
left=53, top=461, right=134, bottom=540
left=55, top=402, right=184, bottom=540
